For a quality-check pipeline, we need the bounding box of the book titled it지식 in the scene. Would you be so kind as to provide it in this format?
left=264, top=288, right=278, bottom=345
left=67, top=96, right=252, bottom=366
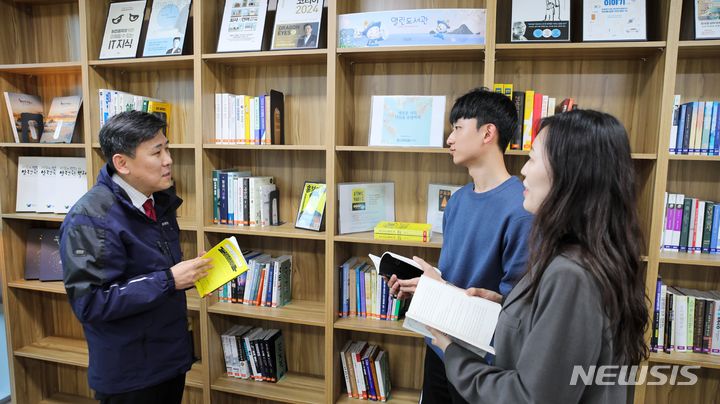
left=195, top=236, right=248, bottom=297
left=404, top=275, right=501, bottom=356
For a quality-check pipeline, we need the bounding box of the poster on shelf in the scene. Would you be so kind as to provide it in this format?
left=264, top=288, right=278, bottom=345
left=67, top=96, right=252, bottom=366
left=338, top=8, right=486, bottom=48
left=142, top=0, right=192, bottom=57
left=271, top=0, right=324, bottom=50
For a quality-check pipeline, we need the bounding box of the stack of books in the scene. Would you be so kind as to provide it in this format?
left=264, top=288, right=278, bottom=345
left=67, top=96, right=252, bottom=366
left=337, top=257, right=408, bottom=321
left=661, top=193, right=719, bottom=255
left=373, top=221, right=432, bottom=243
left=216, top=251, right=292, bottom=307
left=340, top=341, right=392, bottom=401
left=220, top=326, right=288, bottom=382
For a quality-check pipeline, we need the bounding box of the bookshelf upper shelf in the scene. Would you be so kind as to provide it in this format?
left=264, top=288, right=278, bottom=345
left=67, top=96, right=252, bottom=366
left=202, top=49, right=328, bottom=65
left=89, top=56, right=194, bottom=71
left=677, top=40, right=720, bottom=58
left=0, top=62, right=81, bottom=75
left=495, top=42, right=666, bottom=61
left=337, top=45, right=485, bottom=63
left=658, top=251, right=720, bottom=267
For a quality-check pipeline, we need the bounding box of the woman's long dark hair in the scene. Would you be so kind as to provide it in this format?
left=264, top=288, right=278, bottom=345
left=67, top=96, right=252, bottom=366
left=527, top=109, right=649, bottom=365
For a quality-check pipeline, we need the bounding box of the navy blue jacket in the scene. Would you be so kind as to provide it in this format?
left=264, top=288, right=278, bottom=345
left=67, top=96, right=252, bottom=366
left=59, top=164, right=193, bottom=394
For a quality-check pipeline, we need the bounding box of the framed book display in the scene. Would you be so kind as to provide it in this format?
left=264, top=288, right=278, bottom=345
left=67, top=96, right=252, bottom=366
left=295, top=181, right=326, bottom=231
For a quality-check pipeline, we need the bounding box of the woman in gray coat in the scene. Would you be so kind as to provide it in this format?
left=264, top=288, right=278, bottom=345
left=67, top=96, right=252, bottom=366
left=429, top=109, right=649, bottom=404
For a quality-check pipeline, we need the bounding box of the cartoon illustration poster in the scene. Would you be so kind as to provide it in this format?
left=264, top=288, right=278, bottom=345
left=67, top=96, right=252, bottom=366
left=338, top=9, right=486, bottom=48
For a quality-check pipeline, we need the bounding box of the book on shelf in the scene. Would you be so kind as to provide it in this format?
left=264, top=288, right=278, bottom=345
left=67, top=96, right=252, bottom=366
left=217, top=0, right=270, bottom=52
left=142, top=0, right=192, bottom=57
left=24, top=228, right=45, bottom=280
left=337, top=8, right=486, bottom=48
left=221, top=325, right=288, bottom=382
left=147, top=100, right=172, bottom=139
left=668, top=97, right=719, bottom=156
left=582, top=0, right=647, bottom=41
left=213, top=90, right=284, bottom=145
left=40, top=96, right=83, bottom=144
left=374, top=221, right=432, bottom=243
left=38, top=229, right=62, bottom=282
left=693, top=0, right=720, bottom=39
left=99, top=0, right=147, bottom=59
left=404, top=275, right=501, bottom=357
left=3, top=92, right=44, bottom=143
left=16, top=156, right=87, bottom=214
left=195, top=236, right=249, bottom=297
left=337, top=256, right=409, bottom=320
left=661, top=193, right=719, bottom=254
left=368, top=95, right=446, bottom=148
left=295, top=181, right=326, bottom=231
left=260, top=184, right=279, bottom=226
left=218, top=252, right=292, bottom=307
left=98, top=89, right=165, bottom=126
left=650, top=278, right=720, bottom=355
left=271, top=0, right=324, bottom=50
left=511, top=0, right=570, bottom=42
left=211, top=171, right=276, bottom=227
left=337, top=182, right=395, bottom=235
left=427, top=183, right=462, bottom=234
left=340, top=341, right=391, bottom=401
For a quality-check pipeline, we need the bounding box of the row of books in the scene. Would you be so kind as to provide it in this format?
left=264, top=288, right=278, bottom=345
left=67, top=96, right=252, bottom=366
left=337, top=257, right=408, bottom=321
left=15, top=157, right=87, bottom=214
left=217, top=251, right=292, bottom=308
left=373, top=221, right=432, bottom=243
left=651, top=278, right=720, bottom=355
left=661, top=193, right=720, bottom=254
left=493, top=84, right=577, bottom=151
left=24, top=228, right=62, bottom=282
left=98, top=89, right=171, bottom=136
left=3, top=92, right=82, bottom=144
left=211, top=171, right=279, bottom=227
left=213, top=90, right=285, bottom=145
left=340, top=341, right=392, bottom=402
left=669, top=97, right=720, bottom=156
left=220, top=325, right=288, bottom=382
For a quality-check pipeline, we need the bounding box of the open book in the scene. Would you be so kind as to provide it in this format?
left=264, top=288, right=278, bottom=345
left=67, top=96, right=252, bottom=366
left=404, top=276, right=501, bottom=356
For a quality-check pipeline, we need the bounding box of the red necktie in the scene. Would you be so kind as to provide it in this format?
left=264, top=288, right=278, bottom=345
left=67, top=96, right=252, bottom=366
left=142, top=198, right=157, bottom=221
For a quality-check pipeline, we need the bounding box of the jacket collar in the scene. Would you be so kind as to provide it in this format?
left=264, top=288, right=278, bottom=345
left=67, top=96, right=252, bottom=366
left=98, top=164, right=183, bottom=219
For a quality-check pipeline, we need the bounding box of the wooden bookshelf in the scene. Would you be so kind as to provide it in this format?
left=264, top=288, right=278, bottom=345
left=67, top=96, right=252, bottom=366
left=0, top=0, right=717, bottom=403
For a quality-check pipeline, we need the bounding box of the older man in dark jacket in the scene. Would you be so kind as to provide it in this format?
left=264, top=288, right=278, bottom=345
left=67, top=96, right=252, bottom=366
left=60, top=111, right=212, bottom=404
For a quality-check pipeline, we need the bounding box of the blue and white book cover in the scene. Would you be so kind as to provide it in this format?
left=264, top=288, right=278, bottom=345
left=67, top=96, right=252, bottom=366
left=583, top=0, right=646, bottom=41
left=143, top=0, right=192, bottom=56
left=338, top=9, right=485, bottom=48
left=368, top=96, right=446, bottom=148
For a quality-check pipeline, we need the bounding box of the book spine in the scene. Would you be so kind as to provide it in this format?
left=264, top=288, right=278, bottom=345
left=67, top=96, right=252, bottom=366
left=373, top=233, right=429, bottom=242
left=676, top=103, right=687, bottom=154
left=704, top=301, right=715, bottom=353
left=702, top=203, right=715, bottom=253
left=669, top=95, right=681, bottom=153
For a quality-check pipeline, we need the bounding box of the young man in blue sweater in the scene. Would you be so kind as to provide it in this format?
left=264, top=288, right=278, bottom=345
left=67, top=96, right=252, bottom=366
left=388, top=88, right=532, bottom=404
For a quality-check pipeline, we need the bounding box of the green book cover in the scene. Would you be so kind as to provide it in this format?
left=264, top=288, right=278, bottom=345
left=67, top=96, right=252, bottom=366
left=679, top=198, right=693, bottom=252
left=702, top=202, right=714, bottom=253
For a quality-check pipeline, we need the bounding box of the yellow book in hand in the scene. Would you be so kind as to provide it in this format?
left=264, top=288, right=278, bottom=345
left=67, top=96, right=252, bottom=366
left=195, top=236, right=248, bottom=297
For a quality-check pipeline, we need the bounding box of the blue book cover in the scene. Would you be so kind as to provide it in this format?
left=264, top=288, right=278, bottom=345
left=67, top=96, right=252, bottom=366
left=368, top=96, right=446, bottom=147
left=711, top=203, right=720, bottom=254
left=676, top=104, right=687, bottom=155
left=142, top=0, right=192, bottom=57
left=266, top=264, right=274, bottom=307
left=710, top=102, right=719, bottom=155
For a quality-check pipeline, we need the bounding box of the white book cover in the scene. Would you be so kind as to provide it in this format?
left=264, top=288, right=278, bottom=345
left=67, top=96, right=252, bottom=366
left=511, top=0, right=570, bottom=42
left=271, top=0, right=323, bottom=50
left=16, top=157, right=42, bottom=212
left=3, top=92, right=44, bottom=143
left=368, top=95, right=446, bottom=148
left=40, top=96, right=83, bottom=144
left=338, top=182, right=395, bottom=234
left=583, top=0, right=646, bottom=41
left=99, top=1, right=147, bottom=59
left=54, top=157, right=88, bottom=213
left=143, top=0, right=192, bottom=56
left=673, top=293, right=688, bottom=352
left=695, top=0, right=720, bottom=39
left=426, top=183, right=462, bottom=234
left=405, top=276, right=501, bottom=355
left=36, top=161, right=61, bottom=213
left=217, top=0, right=269, bottom=52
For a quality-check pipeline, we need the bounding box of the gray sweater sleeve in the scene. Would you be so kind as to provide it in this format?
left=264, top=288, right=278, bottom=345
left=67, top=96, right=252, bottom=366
left=443, top=260, right=606, bottom=404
